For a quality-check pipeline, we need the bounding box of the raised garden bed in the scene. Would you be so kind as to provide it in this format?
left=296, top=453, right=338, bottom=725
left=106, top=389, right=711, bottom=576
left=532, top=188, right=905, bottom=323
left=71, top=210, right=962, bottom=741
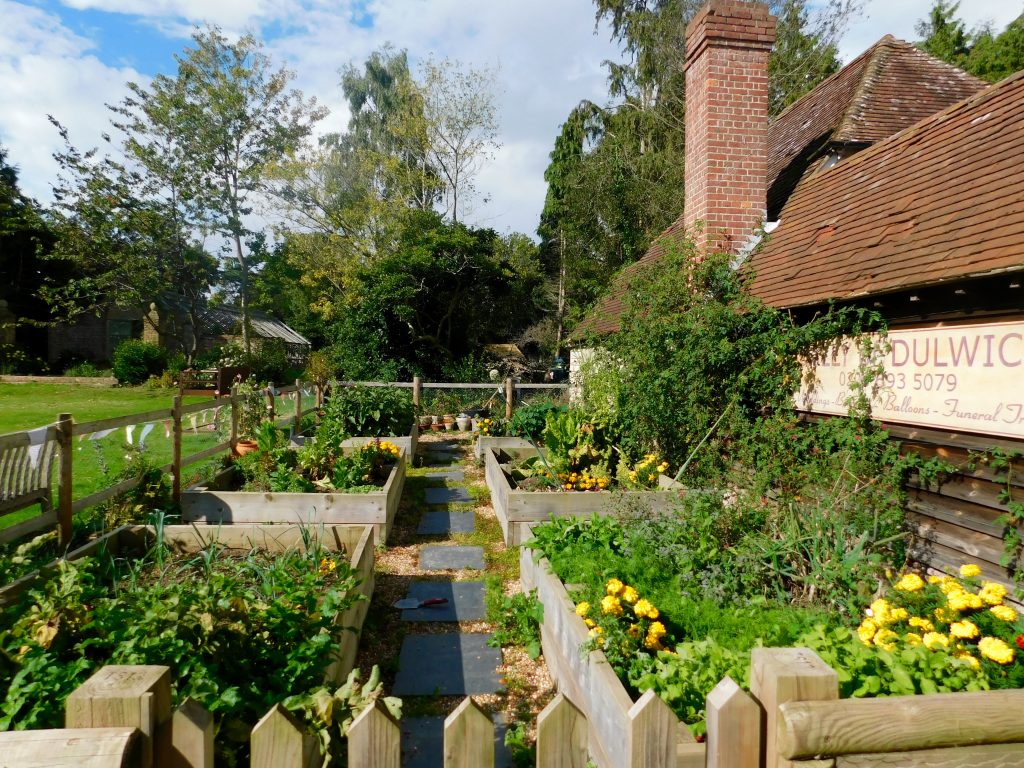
left=181, top=447, right=406, bottom=544
left=484, top=445, right=684, bottom=545
left=474, top=435, right=532, bottom=461
left=341, top=420, right=419, bottom=460
left=520, top=548, right=703, bottom=768
left=0, top=522, right=375, bottom=762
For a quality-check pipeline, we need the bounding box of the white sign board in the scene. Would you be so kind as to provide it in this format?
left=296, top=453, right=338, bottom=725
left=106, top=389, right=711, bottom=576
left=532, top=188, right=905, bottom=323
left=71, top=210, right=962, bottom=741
left=796, top=320, right=1024, bottom=439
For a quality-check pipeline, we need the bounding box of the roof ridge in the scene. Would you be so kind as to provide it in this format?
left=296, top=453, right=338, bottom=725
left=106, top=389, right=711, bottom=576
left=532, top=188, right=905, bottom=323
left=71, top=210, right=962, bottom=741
left=837, top=36, right=894, bottom=138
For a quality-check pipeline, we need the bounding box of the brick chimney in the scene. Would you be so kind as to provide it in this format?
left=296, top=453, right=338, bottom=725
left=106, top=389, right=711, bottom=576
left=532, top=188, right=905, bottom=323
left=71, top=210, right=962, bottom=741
left=684, top=1, right=776, bottom=254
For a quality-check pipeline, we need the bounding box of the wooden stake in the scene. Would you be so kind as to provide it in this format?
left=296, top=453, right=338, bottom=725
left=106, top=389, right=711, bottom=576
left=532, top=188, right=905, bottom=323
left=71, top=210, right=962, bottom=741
left=347, top=700, right=400, bottom=768
left=293, top=379, right=302, bottom=435
left=504, top=378, right=514, bottom=421
left=413, top=376, right=422, bottom=410
left=444, top=697, right=494, bottom=768
left=628, top=690, right=677, bottom=768
left=537, top=693, right=587, bottom=768
left=250, top=704, right=316, bottom=768
left=706, top=676, right=760, bottom=768
left=229, top=385, right=239, bottom=451
left=56, top=412, right=73, bottom=548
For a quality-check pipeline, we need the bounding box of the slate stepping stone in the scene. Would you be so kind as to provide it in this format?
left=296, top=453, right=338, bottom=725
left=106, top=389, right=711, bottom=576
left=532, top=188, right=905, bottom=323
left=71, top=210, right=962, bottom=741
left=420, top=545, right=485, bottom=570
left=423, top=469, right=465, bottom=483
left=425, top=486, right=472, bottom=504
left=401, top=715, right=513, bottom=768
left=399, top=581, right=485, bottom=622
left=417, top=510, right=475, bottom=535
left=392, top=634, right=502, bottom=695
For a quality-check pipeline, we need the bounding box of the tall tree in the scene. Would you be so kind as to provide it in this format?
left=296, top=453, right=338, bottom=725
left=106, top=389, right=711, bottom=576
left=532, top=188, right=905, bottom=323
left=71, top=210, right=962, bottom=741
left=166, top=26, right=326, bottom=353
left=419, top=58, right=500, bottom=223
left=916, top=2, right=1024, bottom=83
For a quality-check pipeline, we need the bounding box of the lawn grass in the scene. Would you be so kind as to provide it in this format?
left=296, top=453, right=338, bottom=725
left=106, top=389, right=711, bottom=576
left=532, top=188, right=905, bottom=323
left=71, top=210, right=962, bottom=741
left=0, top=383, right=209, bottom=434
left=0, top=383, right=219, bottom=531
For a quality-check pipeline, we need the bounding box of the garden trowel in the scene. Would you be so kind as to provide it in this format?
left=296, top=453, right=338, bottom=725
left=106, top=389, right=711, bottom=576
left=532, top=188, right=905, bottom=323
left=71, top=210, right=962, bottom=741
left=392, top=596, right=449, bottom=610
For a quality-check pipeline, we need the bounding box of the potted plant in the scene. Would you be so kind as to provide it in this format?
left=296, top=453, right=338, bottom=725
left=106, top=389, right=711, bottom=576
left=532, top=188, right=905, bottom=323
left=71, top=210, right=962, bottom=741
left=232, top=381, right=266, bottom=456
left=442, top=413, right=455, bottom=430
left=456, top=414, right=472, bottom=431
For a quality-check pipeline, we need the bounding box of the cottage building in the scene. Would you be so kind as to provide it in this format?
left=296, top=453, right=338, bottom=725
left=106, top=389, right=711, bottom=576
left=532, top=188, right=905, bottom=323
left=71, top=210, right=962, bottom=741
left=576, top=0, right=1024, bottom=589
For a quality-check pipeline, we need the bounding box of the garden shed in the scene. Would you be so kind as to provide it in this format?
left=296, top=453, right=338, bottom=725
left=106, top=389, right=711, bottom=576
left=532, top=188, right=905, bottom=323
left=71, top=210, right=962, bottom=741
left=576, top=0, right=1024, bottom=592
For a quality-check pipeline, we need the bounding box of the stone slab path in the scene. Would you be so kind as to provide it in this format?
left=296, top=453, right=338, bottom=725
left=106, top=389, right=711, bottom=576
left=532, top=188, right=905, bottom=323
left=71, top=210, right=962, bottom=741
left=424, top=486, right=472, bottom=504
left=417, top=510, right=475, bottom=535
left=419, top=544, right=485, bottom=571
left=423, top=469, right=466, bottom=482
left=399, top=581, right=485, bottom=622
left=401, top=715, right=513, bottom=768
left=393, top=633, right=502, bottom=695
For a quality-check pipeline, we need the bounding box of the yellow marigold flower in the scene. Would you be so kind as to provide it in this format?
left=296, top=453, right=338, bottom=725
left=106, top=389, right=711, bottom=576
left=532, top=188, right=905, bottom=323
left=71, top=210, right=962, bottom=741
left=606, top=578, right=624, bottom=596
left=584, top=618, right=595, bottom=628
left=909, top=616, right=935, bottom=632
left=601, top=595, right=623, bottom=617
left=960, top=563, right=982, bottom=579
left=873, top=629, right=899, bottom=651
left=990, top=605, right=1018, bottom=622
left=627, top=624, right=641, bottom=638
left=647, top=621, right=667, bottom=640
left=890, top=607, right=909, bottom=622
left=894, top=573, right=925, bottom=592
left=564, top=483, right=573, bottom=490
left=644, top=636, right=664, bottom=651
left=946, top=589, right=982, bottom=612
left=922, top=632, right=950, bottom=650
left=633, top=599, right=654, bottom=619
left=935, top=576, right=958, bottom=594
left=621, top=585, right=639, bottom=604
left=950, top=620, right=980, bottom=640
left=869, top=599, right=892, bottom=625
left=978, top=636, right=1015, bottom=665
left=857, top=619, right=878, bottom=645
left=979, top=581, right=1008, bottom=606
left=575, top=602, right=590, bottom=618
left=318, top=557, right=337, bottom=575
left=904, top=632, right=923, bottom=646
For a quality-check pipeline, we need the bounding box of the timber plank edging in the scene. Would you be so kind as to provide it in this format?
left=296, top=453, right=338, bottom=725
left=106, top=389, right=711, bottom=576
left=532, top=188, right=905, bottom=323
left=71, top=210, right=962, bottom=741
left=520, top=546, right=635, bottom=768
left=180, top=449, right=406, bottom=544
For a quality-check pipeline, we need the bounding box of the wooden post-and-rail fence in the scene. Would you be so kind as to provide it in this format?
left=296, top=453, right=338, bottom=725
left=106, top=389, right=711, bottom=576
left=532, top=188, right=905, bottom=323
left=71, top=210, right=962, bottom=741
left=6, top=649, right=1024, bottom=767
left=0, top=382, right=322, bottom=549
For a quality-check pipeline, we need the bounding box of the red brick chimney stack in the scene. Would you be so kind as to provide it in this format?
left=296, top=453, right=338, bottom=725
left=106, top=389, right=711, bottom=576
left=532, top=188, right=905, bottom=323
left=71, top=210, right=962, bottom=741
left=684, top=1, right=776, bottom=254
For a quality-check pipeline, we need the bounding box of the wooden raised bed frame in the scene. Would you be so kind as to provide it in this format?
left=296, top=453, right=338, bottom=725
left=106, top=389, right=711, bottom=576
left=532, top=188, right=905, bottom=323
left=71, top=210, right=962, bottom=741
left=1, top=523, right=375, bottom=686
left=180, top=447, right=406, bottom=544
left=485, top=445, right=684, bottom=545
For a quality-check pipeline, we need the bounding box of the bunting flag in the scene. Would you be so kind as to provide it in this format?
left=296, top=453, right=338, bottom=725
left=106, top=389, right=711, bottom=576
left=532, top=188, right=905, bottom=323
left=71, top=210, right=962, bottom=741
left=78, top=433, right=87, bottom=443
left=163, top=420, right=172, bottom=438
left=213, top=406, right=222, bottom=426
left=302, top=387, right=312, bottom=398
left=125, top=424, right=135, bottom=445
left=189, top=414, right=198, bottom=434
left=199, top=409, right=208, bottom=426
left=88, top=428, right=115, bottom=441
left=26, top=427, right=48, bottom=470
left=138, top=423, right=155, bottom=449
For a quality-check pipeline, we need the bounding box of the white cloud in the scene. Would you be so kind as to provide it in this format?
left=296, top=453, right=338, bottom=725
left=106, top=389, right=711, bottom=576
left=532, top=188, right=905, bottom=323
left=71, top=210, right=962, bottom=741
left=0, top=2, right=144, bottom=202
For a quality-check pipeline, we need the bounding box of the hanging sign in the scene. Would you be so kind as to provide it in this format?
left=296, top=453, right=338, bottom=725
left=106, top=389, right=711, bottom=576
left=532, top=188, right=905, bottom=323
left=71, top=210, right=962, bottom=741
left=796, top=319, right=1024, bottom=439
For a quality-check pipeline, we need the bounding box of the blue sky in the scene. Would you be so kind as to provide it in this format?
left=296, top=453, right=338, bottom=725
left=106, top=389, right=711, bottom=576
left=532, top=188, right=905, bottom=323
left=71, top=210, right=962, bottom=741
left=2, top=0, right=1021, bottom=237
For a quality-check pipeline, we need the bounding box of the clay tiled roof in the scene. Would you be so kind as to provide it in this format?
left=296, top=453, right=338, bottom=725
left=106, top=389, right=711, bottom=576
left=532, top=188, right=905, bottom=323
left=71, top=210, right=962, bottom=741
left=575, top=37, right=987, bottom=339
left=749, top=68, right=1024, bottom=308
left=767, top=35, right=986, bottom=218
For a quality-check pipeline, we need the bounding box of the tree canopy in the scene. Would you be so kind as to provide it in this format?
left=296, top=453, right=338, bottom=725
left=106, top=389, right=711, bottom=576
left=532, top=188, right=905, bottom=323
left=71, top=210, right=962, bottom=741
left=916, top=2, right=1024, bottom=83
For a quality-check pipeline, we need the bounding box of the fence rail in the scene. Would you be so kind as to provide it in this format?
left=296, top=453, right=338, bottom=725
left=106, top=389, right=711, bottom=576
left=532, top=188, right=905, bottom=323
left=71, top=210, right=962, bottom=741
left=0, top=380, right=322, bottom=548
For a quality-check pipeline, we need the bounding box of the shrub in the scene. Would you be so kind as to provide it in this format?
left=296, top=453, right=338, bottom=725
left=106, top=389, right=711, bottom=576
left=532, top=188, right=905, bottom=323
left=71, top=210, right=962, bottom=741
left=111, top=340, right=167, bottom=385
left=323, top=385, right=414, bottom=438
left=509, top=400, right=565, bottom=440
left=247, top=338, right=290, bottom=383
left=63, top=360, right=107, bottom=377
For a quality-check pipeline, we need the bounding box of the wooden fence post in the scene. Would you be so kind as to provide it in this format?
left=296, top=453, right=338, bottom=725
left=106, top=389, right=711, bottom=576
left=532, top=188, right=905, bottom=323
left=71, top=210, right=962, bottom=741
left=56, top=412, right=73, bottom=548
left=628, top=690, right=677, bottom=768
left=413, top=376, right=422, bottom=411
left=250, top=704, right=317, bottom=768
left=750, top=648, right=838, bottom=768
left=347, top=700, right=400, bottom=768
left=504, top=378, right=514, bottom=420
left=229, top=385, right=239, bottom=451
left=66, top=665, right=173, bottom=768
left=294, top=379, right=303, bottom=435
left=171, top=397, right=182, bottom=505
left=444, top=697, right=493, bottom=768
left=705, top=676, right=761, bottom=768
left=536, top=693, right=587, bottom=768
left=265, top=387, right=275, bottom=425
left=171, top=698, right=213, bottom=768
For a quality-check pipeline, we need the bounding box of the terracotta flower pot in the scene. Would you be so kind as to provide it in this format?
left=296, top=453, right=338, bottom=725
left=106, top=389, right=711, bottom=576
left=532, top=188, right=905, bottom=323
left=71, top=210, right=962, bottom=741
left=430, top=423, right=445, bottom=432
left=233, top=439, right=259, bottom=457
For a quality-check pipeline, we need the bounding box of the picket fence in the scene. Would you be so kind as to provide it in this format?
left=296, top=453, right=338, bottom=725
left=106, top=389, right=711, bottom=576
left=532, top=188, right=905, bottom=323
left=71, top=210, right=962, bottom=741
left=7, top=649, right=1024, bottom=768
